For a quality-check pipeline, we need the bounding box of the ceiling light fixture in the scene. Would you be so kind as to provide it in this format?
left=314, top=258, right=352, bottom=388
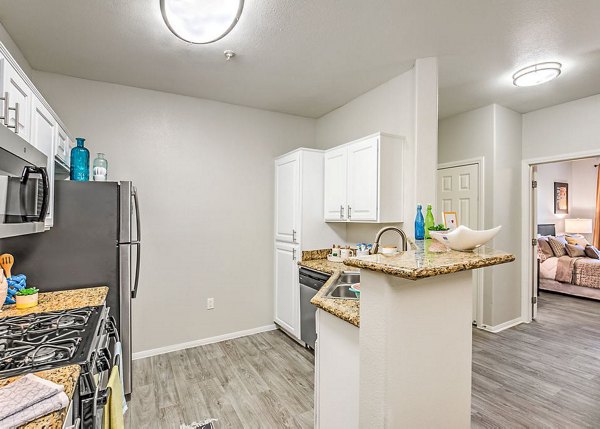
left=512, top=62, right=562, bottom=87
left=160, top=0, right=244, bottom=44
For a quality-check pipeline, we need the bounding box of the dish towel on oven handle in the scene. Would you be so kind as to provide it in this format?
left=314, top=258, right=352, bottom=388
left=102, top=366, right=125, bottom=429
left=113, top=341, right=128, bottom=413
left=0, top=374, right=69, bottom=428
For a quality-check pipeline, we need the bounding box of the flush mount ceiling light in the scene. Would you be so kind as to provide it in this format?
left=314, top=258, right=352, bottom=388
left=512, top=62, right=562, bottom=87
left=160, top=0, right=244, bottom=44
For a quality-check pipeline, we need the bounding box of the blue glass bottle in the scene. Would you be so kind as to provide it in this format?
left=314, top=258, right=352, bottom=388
left=415, top=204, right=425, bottom=240
left=70, top=138, right=90, bottom=181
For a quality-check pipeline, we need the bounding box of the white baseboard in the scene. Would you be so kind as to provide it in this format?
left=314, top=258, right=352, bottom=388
left=132, top=324, right=277, bottom=360
left=479, top=317, right=524, bottom=333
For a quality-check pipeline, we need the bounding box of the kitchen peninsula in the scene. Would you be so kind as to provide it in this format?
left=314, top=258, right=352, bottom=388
left=311, top=242, right=514, bottom=428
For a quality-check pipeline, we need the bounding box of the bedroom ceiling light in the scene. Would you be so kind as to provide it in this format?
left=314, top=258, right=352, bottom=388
left=512, top=62, right=562, bottom=87
left=160, top=0, right=244, bottom=44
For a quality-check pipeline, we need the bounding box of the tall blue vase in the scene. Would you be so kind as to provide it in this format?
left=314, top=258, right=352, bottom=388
left=415, top=204, right=425, bottom=240
left=70, top=138, right=90, bottom=181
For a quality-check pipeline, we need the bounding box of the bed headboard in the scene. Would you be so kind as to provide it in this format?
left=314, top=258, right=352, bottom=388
left=538, top=223, right=556, bottom=236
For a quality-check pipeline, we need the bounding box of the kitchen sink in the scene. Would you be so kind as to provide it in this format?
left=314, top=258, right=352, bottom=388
left=325, top=272, right=360, bottom=300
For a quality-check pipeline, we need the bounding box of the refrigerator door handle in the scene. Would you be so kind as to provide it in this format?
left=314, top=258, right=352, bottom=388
left=132, top=186, right=141, bottom=242
left=131, top=242, right=141, bottom=298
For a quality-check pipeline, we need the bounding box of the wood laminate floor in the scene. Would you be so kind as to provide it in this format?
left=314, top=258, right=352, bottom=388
left=127, top=292, right=600, bottom=428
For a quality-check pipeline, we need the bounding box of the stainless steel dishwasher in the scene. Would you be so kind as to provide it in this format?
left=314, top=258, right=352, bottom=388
left=299, top=267, right=330, bottom=349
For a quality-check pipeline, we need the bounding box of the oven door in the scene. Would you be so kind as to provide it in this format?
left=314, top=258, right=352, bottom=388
left=0, top=131, right=49, bottom=238
left=79, top=312, right=121, bottom=428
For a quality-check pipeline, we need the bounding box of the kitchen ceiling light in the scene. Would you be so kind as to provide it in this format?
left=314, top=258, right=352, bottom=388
left=512, top=62, right=562, bottom=87
left=160, top=0, right=244, bottom=44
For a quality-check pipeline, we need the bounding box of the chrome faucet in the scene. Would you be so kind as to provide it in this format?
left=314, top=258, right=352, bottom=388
left=373, top=226, right=409, bottom=254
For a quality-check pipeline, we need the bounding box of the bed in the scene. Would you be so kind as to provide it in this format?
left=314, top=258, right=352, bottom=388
left=537, top=224, right=600, bottom=301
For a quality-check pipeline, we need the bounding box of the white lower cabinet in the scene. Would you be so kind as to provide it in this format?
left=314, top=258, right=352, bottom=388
left=274, top=241, right=300, bottom=337
left=315, top=309, right=359, bottom=429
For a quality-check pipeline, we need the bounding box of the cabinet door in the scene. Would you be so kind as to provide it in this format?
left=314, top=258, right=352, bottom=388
left=347, top=137, right=379, bottom=221
left=56, top=125, right=68, bottom=163
left=323, top=146, right=348, bottom=221
left=274, top=241, right=299, bottom=337
left=275, top=153, right=299, bottom=243
left=0, top=60, right=32, bottom=142
left=31, top=98, right=56, bottom=228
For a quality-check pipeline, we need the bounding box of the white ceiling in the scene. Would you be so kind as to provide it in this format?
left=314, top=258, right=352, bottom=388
left=1, top=0, right=600, bottom=119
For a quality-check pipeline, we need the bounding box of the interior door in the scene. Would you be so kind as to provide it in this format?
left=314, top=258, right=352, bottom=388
left=274, top=153, right=299, bottom=243
left=274, top=241, right=299, bottom=337
left=347, top=137, right=378, bottom=221
left=324, top=146, right=348, bottom=221
left=531, top=166, right=539, bottom=319
left=437, top=163, right=480, bottom=323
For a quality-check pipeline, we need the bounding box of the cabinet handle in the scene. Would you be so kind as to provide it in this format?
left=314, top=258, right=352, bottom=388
left=348, top=205, right=352, bottom=219
left=7, top=102, right=19, bottom=134
left=292, top=229, right=296, bottom=243
left=0, top=92, right=8, bottom=125
left=292, top=248, right=296, bottom=261
left=340, top=205, right=344, bottom=219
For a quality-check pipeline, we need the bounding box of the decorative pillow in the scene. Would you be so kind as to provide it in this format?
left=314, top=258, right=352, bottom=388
left=585, top=245, right=600, bottom=259
left=537, top=237, right=554, bottom=261
left=548, top=236, right=568, bottom=257
left=565, top=243, right=586, bottom=258
left=565, top=234, right=590, bottom=247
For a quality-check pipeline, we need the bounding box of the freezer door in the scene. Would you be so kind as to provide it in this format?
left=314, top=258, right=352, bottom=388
left=118, top=243, right=133, bottom=396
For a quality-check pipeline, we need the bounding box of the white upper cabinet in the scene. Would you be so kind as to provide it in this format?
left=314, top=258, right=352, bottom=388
left=347, top=136, right=379, bottom=221
left=274, top=151, right=300, bottom=243
left=0, top=58, right=32, bottom=141
left=323, top=133, right=405, bottom=223
left=56, top=125, right=69, bottom=165
left=323, top=146, right=348, bottom=221
left=31, top=98, right=56, bottom=228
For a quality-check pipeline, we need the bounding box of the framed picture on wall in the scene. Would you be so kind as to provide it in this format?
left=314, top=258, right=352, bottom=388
left=554, top=182, right=569, bottom=214
left=443, top=211, right=458, bottom=230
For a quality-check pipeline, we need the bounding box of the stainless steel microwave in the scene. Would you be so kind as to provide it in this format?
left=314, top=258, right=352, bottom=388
left=0, top=124, right=49, bottom=239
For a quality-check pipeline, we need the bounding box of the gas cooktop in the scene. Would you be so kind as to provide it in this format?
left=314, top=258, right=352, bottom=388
left=0, top=306, right=104, bottom=378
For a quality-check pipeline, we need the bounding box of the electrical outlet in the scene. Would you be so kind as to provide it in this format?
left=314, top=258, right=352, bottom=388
left=207, top=298, right=215, bottom=310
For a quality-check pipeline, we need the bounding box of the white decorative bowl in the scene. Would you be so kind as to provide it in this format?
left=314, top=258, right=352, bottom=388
left=430, top=225, right=502, bottom=251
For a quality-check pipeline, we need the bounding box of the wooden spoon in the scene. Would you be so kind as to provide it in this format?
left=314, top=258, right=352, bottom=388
left=0, top=254, right=14, bottom=279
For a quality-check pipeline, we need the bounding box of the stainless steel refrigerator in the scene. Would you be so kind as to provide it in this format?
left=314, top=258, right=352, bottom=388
left=0, top=180, right=141, bottom=395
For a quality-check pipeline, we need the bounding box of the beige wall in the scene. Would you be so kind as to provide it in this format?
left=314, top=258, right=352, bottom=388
left=32, top=71, right=316, bottom=354
left=439, top=104, right=522, bottom=327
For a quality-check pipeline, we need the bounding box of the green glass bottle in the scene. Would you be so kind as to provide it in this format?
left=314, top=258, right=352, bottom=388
left=424, top=204, right=435, bottom=239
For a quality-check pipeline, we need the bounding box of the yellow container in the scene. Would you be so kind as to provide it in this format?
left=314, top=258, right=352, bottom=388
left=15, top=293, right=38, bottom=309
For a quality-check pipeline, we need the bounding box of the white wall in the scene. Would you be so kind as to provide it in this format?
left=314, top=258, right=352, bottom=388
left=439, top=104, right=522, bottom=327
left=536, top=158, right=598, bottom=239
left=32, top=71, right=316, bottom=354
left=523, top=94, right=600, bottom=160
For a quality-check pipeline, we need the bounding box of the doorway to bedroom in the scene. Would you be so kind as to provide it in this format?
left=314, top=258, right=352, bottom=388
left=526, top=155, right=600, bottom=320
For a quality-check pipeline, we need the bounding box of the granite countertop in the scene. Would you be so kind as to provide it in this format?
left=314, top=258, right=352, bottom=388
left=301, top=242, right=515, bottom=327
left=299, top=250, right=360, bottom=328
left=0, top=365, right=81, bottom=429
left=344, top=241, right=515, bottom=280
left=0, top=286, right=109, bottom=318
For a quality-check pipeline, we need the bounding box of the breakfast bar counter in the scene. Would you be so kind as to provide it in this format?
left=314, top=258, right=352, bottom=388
left=345, top=241, right=515, bottom=428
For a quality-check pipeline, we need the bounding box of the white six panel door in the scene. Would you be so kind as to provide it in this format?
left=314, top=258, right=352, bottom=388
left=323, top=146, right=348, bottom=221
left=274, top=241, right=299, bottom=336
left=275, top=153, right=299, bottom=243
left=437, top=163, right=480, bottom=323
left=347, top=137, right=378, bottom=221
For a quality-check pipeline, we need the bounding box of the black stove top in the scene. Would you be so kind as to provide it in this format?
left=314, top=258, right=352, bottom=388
left=0, top=306, right=104, bottom=378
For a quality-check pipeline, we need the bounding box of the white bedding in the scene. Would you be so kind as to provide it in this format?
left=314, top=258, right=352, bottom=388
left=540, top=257, right=558, bottom=280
